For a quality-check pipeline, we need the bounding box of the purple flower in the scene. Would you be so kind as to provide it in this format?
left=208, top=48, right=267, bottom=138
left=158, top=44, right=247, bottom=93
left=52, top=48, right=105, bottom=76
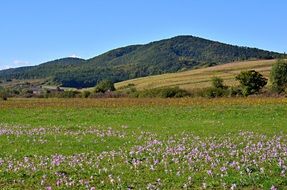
left=207, top=170, right=212, bottom=176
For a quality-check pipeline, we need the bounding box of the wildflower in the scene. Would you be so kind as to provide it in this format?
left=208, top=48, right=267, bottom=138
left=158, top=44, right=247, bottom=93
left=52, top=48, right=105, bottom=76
left=260, top=167, right=264, bottom=173
left=183, top=183, right=187, bottom=188
left=231, top=183, right=236, bottom=190
left=220, top=166, right=227, bottom=172
left=202, top=183, right=207, bottom=189
left=207, top=170, right=212, bottom=176
left=147, top=183, right=155, bottom=190
left=56, top=179, right=62, bottom=186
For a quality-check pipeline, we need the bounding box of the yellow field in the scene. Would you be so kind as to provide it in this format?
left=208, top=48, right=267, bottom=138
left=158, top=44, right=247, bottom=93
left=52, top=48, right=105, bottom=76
left=116, top=59, right=277, bottom=91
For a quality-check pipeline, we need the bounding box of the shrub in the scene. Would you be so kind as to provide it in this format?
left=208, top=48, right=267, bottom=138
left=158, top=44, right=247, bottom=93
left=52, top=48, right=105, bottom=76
left=202, top=87, right=229, bottom=98
left=197, top=77, right=229, bottom=98
left=211, top=77, right=226, bottom=89
left=134, top=87, right=190, bottom=98
left=0, top=87, right=8, bottom=100
left=94, top=80, right=115, bottom=93
left=235, top=70, right=267, bottom=96
left=159, top=87, right=190, bottom=98
left=82, top=91, right=91, bottom=98
left=18, top=89, right=34, bottom=98
left=11, top=89, right=20, bottom=95
left=89, top=91, right=126, bottom=98
left=57, top=90, right=80, bottom=98
left=270, top=59, right=287, bottom=93
left=228, top=86, right=243, bottom=97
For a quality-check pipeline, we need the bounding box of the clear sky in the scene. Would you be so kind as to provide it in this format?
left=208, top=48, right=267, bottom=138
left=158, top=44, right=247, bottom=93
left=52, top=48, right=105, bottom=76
left=0, top=0, right=286, bottom=70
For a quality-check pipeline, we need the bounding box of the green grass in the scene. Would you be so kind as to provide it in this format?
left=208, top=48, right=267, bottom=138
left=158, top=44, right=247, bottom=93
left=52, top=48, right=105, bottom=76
left=1, top=103, right=287, bottom=136
left=0, top=98, right=287, bottom=189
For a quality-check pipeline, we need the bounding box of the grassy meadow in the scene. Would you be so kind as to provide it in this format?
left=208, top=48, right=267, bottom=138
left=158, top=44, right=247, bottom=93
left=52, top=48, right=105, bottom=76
left=116, top=60, right=276, bottom=91
left=0, top=98, right=287, bottom=189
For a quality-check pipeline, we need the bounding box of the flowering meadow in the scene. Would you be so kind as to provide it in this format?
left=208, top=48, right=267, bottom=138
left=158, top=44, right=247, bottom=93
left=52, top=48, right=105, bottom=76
left=0, top=98, right=287, bottom=189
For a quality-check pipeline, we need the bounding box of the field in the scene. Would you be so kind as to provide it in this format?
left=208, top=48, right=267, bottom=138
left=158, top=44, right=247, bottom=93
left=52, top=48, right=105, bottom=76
left=0, top=98, right=287, bottom=189
left=116, top=60, right=276, bottom=91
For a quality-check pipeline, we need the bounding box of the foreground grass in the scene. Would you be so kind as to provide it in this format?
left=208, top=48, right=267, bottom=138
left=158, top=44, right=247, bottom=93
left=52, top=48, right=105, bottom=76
left=0, top=98, right=287, bottom=189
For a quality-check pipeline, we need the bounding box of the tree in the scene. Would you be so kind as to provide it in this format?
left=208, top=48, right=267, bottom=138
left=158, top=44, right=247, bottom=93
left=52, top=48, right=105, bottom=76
left=270, top=59, right=287, bottom=93
left=94, top=80, right=115, bottom=93
left=235, top=70, right=267, bottom=96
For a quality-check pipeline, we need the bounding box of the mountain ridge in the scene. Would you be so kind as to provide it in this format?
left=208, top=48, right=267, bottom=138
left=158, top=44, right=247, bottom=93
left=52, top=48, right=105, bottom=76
left=0, top=35, right=284, bottom=88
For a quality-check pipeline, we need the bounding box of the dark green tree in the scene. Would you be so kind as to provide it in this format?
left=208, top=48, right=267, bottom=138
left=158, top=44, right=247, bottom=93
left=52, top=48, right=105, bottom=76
left=235, top=70, right=267, bottom=96
left=94, top=80, right=116, bottom=93
left=270, top=59, right=287, bottom=93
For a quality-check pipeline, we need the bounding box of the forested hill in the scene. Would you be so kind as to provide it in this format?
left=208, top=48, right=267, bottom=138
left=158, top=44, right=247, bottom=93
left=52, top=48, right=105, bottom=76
left=0, top=35, right=283, bottom=88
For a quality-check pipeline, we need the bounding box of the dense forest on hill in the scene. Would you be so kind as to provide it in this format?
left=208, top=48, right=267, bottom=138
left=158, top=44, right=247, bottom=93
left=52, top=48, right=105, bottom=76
left=0, top=36, right=283, bottom=88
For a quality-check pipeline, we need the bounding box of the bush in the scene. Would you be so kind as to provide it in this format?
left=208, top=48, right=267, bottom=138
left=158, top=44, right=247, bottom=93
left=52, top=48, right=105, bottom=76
left=22, top=89, right=33, bottom=97
left=11, top=89, right=20, bottom=95
left=94, top=80, right=115, bottom=93
left=228, top=86, right=243, bottom=97
left=133, top=87, right=190, bottom=98
left=0, top=87, right=8, bottom=100
left=201, top=87, right=229, bottom=98
left=82, top=91, right=91, bottom=98
left=57, top=91, right=80, bottom=98
left=211, top=77, right=226, bottom=89
left=89, top=91, right=126, bottom=98
left=196, top=77, right=229, bottom=98
left=270, top=59, right=287, bottom=93
left=159, top=87, right=190, bottom=98
left=235, top=70, right=267, bottom=96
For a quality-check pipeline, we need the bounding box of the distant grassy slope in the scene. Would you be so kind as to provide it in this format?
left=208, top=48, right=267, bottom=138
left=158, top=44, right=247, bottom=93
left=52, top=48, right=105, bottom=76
left=116, top=59, right=276, bottom=90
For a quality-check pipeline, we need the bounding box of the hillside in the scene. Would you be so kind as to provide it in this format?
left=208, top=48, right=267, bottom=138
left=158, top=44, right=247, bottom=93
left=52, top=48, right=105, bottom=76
left=116, top=59, right=277, bottom=91
left=0, top=36, right=283, bottom=88
left=0, top=58, right=85, bottom=80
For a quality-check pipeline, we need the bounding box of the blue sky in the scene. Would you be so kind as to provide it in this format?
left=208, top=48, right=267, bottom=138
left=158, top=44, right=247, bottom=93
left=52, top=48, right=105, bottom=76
left=0, top=0, right=286, bottom=70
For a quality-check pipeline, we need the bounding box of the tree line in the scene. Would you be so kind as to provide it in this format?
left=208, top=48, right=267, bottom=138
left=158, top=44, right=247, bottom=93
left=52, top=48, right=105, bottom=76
left=203, top=59, right=287, bottom=97
left=1, top=59, right=287, bottom=100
